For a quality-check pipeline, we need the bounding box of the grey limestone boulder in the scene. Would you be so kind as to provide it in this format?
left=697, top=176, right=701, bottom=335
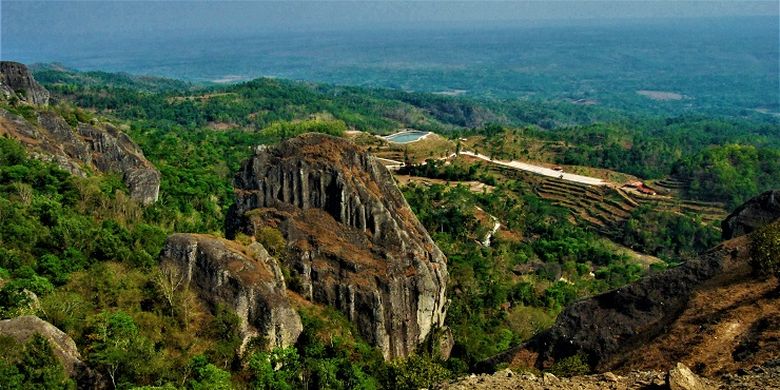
left=160, top=233, right=303, bottom=350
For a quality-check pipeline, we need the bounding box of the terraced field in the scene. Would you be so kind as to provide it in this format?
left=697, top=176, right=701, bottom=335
left=485, top=164, right=726, bottom=237
left=627, top=191, right=726, bottom=225
left=651, top=176, right=689, bottom=195
left=535, top=177, right=630, bottom=235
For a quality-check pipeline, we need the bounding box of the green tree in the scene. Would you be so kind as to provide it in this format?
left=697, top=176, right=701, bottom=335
left=206, top=305, right=242, bottom=369
left=247, top=347, right=300, bottom=390
left=0, top=335, right=74, bottom=389
left=0, top=359, right=24, bottom=389
left=18, top=335, right=75, bottom=389
left=186, top=355, right=233, bottom=390
left=85, top=311, right=152, bottom=389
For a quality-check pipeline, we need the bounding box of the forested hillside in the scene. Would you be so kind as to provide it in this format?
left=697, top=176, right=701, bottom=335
left=0, top=66, right=778, bottom=389
left=34, top=65, right=780, bottom=208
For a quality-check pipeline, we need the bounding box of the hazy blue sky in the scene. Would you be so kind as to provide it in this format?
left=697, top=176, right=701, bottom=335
left=3, top=1, right=779, bottom=41
left=2, top=1, right=778, bottom=76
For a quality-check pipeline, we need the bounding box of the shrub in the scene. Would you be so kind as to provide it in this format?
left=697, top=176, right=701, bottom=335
left=385, top=354, right=450, bottom=390
left=234, top=233, right=253, bottom=246
left=548, top=353, right=590, bottom=377
left=255, top=227, right=286, bottom=256
left=749, top=221, right=780, bottom=277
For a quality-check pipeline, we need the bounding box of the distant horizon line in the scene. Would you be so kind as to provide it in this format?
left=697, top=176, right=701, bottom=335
left=4, top=13, right=776, bottom=41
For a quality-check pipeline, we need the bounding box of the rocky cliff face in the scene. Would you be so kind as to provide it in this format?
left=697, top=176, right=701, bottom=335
left=0, top=64, right=160, bottom=204
left=76, top=121, right=160, bottom=204
left=497, top=208, right=780, bottom=377
left=522, top=243, right=730, bottom=371
left=160, top=233, right=303, bottom=350
left=722, top=190, right=780, bottom=240
left=0, top=61, right=50, bottom=105
left=227, top=133, right=448, bottom=359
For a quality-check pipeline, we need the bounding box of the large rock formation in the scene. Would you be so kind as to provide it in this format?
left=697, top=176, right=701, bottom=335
left=227, top=133, right=448, bottom=359
left=0, top=61, right=50, bottom=105
left=722, top=190, right=780, bottom=240
left=160, top=233, right=303, bottom=350
left=0, top=63, right=160, bottom=204
left=523, top=243, right=729, bottom=371
left=495, top=198, right=780, bottom=376
left=0, top=315, right=84, bottom=376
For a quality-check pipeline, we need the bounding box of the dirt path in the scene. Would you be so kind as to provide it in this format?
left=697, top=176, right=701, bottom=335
left=475, top=206, right=501, bottom=247
left=483, top=218, right=501, bottom=247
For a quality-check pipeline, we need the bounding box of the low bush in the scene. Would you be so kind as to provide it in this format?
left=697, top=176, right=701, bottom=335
left=749, top=221, right=780, bottom=277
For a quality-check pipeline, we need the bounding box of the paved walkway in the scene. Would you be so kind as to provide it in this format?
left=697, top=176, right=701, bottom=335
left=375, top=149, right=607, bottom=187
left=459, top=151, right=607, bottom=186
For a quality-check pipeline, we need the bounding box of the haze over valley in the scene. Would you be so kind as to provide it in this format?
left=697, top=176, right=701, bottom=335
left=4, top=2, right=778, bottom=116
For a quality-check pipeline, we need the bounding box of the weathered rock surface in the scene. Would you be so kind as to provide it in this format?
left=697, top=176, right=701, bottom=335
left=669, top=362, right=714, bottom=390
left=0, top=315, right=83, bottom=375
left=493, top=205, right=780, bottom=377
left=160, top=233, right=303, bottom=350
left=227, top=133, right=448, bottom=359
left=75, top=121, right=160, bottom=204
left=0, top=90, right=160, bottom=204
left=520, top=243, right=728, bottom=371
left=720, top=360, right=780, bottom=390
left=722, top=190, right=780, bottom=240
left=0, top=61, right=50, bottom=105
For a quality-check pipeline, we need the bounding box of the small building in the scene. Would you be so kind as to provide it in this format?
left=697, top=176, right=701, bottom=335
left=624, top=181, right=656, bottom=195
